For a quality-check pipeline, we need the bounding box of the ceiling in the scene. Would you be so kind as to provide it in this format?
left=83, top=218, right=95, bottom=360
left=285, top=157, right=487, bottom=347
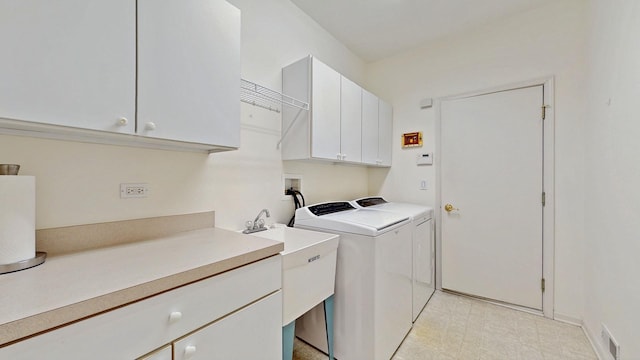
left=290, top=0, right=557, bottom=62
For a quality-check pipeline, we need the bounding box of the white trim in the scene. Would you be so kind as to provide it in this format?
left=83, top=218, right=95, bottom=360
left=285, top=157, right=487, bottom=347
left=0, top=117, right=235, bottom=153
left=554, top=312, right=584, bottom=327
left=551, top=314, right=605, bottom=360
left=542, top=77, right=555, bottom=319
left=443, top=289, right=544, bottom=317
left=583, top=321, right=608, bottom=360
left=434, top=76, right=556, bottom=319
left=434, top=99, right=443, bottom=291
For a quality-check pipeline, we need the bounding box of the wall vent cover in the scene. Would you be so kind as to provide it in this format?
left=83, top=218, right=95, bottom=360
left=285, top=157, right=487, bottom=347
left=601, top=324, right=620, bottom=360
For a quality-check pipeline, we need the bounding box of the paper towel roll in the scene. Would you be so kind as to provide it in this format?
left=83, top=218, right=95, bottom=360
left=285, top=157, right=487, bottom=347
left=0, top=176, right=35, bottom=265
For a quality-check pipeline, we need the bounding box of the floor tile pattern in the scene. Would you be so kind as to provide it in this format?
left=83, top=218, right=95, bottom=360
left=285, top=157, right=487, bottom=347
left=293, top=291, right=597, bottom=360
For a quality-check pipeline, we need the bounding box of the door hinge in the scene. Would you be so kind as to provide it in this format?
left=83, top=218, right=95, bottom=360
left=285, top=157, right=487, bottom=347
left=542, top=105, right=549, bottom=120
left=541, top=278, right=546, bottom=292
left=542, top=192, right=546, bottom=206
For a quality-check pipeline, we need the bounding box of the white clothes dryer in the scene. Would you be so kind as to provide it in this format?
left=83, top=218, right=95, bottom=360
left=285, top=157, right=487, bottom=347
left=352, top=197, right=435, bottom=322
left=294, top=202, right=412, bottom=360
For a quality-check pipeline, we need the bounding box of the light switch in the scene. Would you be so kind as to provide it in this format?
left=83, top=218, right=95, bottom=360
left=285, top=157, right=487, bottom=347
left=420, top=180, right=428, bottom=190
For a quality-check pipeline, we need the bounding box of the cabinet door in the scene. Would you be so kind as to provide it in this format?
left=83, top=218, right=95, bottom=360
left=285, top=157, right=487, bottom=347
left=0, top=0, right=135, bottom=133
left=378, top=99, right=393, bottom=166
left=174, top=291, right=282, bottom=360
left=310, top=58, right=341, bottom=160
left=137, top=0, right=240, bottom=147
left=340, top=76, right=362, bottom=162
left=138, top=345, right=172, bottom=360
left=361, top=89, right=379, bottom=165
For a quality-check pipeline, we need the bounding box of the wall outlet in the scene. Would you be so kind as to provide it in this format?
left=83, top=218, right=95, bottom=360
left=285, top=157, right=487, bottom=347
left=120, top=183, right=149, bottom=199
left=601, top=324, right=621, bottom=360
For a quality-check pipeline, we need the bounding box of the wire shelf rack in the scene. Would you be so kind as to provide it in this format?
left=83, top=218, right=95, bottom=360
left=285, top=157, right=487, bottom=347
left=240, top=78, right=309, bottom=113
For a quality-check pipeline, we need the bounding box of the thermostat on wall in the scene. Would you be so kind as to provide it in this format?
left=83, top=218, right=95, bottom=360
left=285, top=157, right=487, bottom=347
left=416, top=153, right=433, bottom=165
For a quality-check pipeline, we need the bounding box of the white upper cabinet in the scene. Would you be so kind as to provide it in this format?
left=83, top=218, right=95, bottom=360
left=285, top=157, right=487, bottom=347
left=0, top=0, right=136, bottom=133
left=282, top=55, right=392, bottom=167
left=340, top=76, right=362, bottom=163
left=0, top=0, right=240, bottom=152
left=137, top=0, right=240, bottom=147
left=378, top=99, right=393, bottom=166
left=361, top=89, right=380, bottom=165
left=310, top=58, right=342, bottom=160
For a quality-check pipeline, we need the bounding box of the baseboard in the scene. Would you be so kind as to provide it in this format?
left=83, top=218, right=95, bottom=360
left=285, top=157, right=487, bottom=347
left=553, top=312, right=583, bottom=326
left=581, top=321, right=608, bottom=360
left=548, top=312, right=607, bottom=360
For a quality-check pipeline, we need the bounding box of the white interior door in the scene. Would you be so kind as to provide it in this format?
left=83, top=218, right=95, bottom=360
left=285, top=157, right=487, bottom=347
left=440, top=85, right=544, bottom=310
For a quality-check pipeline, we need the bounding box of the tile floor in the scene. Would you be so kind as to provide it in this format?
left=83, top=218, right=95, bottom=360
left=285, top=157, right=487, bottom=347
left=293, top=291, right=597, bottom=360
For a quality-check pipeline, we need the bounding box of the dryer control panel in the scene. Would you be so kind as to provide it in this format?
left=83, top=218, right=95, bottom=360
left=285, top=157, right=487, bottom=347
left=308, top=202, right=355, bottom=216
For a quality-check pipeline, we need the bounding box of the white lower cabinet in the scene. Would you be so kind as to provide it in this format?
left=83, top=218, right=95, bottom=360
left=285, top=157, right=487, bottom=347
left=139, top=345, right=172, bottom=360
left=0, top=256, right=281, bottom=360
left=174, top=291, right=282, bottom=360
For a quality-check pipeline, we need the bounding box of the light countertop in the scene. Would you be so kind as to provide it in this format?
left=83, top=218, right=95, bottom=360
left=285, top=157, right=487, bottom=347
left=0, top=227, right=283, bottom=347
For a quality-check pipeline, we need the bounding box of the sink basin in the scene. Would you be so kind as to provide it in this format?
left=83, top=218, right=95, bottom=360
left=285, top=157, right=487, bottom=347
left=248, top=225, right=339, bottom=326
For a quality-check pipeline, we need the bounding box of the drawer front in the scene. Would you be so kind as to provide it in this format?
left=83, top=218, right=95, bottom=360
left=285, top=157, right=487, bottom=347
left=174, top=291, right=282, bottom=360
left=0, top=255, right=281, bottom=360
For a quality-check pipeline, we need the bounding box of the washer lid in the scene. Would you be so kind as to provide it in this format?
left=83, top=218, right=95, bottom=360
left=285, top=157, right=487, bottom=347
left=351, top=197, right=433, bottom=220
left=295, top=202, right=410, bottom=236
left=325, top=208, right=407, bottom=231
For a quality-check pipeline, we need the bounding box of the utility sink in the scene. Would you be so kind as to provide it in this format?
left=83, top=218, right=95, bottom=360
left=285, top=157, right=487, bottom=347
left=248, top=224, right=339, bottom=326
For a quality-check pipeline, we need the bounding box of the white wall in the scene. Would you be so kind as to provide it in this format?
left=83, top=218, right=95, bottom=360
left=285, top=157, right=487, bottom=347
left=584, top=1, right=640, bottom=358
left=0, top=0, right=369, bottom=233
left=365, top=0, right=588, bottom=321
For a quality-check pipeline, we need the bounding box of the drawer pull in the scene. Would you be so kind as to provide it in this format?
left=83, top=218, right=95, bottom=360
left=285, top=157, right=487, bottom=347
left=169, top=311, right=182, bottom=323
left=184, top=345, right=197, bottom=358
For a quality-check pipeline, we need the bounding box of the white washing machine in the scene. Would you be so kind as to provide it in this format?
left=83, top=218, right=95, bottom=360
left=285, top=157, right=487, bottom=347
left=352, top=197, right=435, bottom=322
left=294, top=202, right=412, bottom=360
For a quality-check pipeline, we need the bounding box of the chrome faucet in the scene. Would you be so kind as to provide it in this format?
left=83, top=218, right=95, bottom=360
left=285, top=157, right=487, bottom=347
left=253, top=208, right=270, bottom=226
left=243, top=208, right=271, bottom=234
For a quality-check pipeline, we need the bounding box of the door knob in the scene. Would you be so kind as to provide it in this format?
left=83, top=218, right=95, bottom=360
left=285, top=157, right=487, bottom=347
left=444, top=204, right=459, bottom=213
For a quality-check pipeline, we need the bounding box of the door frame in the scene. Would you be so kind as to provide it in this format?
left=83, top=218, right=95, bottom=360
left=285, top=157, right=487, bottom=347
left=434, top=77, right=555, bottom=318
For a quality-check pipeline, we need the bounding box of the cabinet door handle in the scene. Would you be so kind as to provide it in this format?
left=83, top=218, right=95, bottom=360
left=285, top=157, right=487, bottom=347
left=169, top=311, right=182, bottom=323
left=117, top=117, right=128, bottom=126
left=145, top=122, right=157, bottom=131
left=184, top=345, right=197, bottom=358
